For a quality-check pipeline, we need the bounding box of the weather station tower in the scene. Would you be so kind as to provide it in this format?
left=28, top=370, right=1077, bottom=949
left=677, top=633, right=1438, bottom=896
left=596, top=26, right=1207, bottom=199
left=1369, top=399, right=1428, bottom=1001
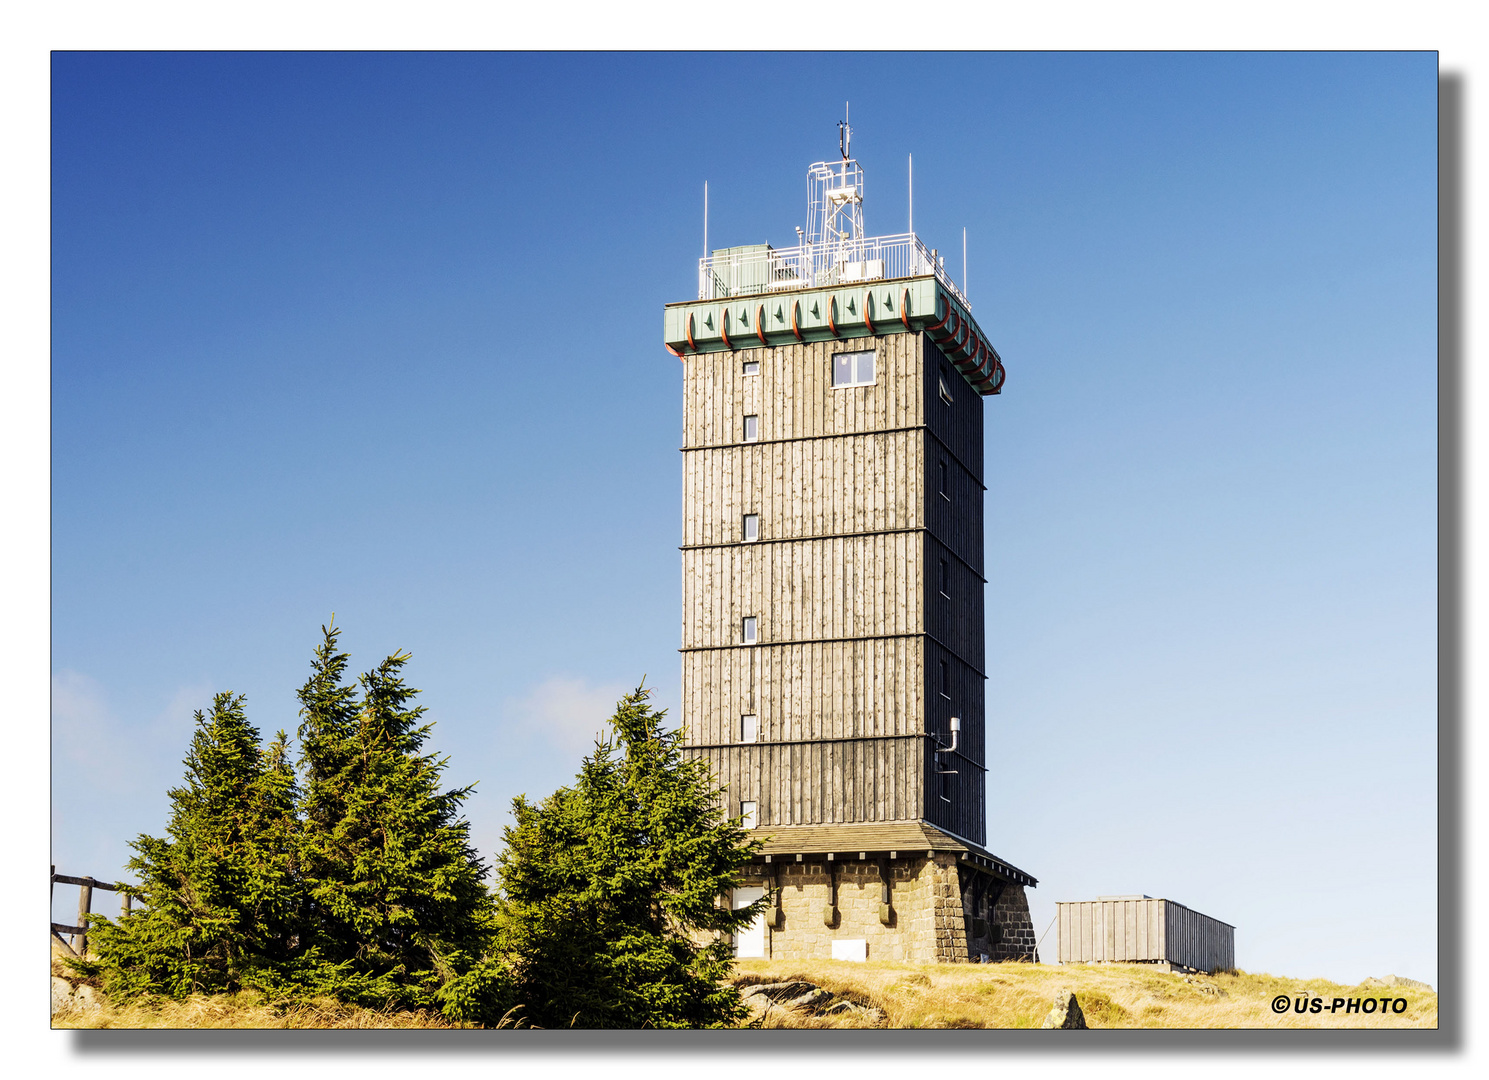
left=663, top=120, right=1037, bottom=963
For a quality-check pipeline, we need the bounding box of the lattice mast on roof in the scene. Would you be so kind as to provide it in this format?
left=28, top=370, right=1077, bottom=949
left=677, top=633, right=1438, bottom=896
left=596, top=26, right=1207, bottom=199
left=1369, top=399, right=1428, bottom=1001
left=805, top=115, right=866, bottom=254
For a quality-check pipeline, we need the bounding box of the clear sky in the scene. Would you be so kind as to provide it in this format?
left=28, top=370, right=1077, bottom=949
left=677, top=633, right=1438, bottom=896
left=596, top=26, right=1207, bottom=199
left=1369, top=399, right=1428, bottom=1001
left=50, top=51, right=1437, bottom=986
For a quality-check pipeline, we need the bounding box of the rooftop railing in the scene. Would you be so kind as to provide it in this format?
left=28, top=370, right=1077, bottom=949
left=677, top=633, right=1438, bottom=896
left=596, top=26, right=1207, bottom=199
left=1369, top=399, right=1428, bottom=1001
left=698, top=232, right=971, bottom=310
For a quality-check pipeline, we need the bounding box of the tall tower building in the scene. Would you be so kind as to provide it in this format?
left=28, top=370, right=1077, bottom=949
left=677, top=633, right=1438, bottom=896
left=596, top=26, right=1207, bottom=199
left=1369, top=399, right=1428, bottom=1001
left=663, top=132, right=1037, bottom=963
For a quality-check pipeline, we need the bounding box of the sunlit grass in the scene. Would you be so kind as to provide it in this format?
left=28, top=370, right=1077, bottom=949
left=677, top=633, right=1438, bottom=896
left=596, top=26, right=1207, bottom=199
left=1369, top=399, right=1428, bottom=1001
left=731, top=959, right=1438, bottom=1029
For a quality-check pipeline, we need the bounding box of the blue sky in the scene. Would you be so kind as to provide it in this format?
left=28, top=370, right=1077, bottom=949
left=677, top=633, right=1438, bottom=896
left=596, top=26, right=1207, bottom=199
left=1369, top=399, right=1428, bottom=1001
left=50, top=51, right=1437, bottom=986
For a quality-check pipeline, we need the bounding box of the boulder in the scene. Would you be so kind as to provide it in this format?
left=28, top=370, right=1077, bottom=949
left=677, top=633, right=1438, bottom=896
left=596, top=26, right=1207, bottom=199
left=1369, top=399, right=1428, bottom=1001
left=821, top=999, right=886, bottom=1024
left=51, top=977, right=75, bottom=1016
left=1041, top=991, right=1087, bottom=1030
left=73, top=985, right=103, bottom=1011
left=738, top=980, right=881, bottom=1023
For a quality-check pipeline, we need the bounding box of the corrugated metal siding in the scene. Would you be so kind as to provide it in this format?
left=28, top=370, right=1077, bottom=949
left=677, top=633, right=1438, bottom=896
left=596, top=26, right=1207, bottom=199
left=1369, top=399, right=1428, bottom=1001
left=1057, top=899, right=1234, bottom=970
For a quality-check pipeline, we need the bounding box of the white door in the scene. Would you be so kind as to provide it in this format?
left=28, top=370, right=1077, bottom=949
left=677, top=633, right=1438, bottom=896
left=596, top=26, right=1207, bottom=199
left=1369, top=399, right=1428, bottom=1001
left=733, top=886, right=766, bottom=958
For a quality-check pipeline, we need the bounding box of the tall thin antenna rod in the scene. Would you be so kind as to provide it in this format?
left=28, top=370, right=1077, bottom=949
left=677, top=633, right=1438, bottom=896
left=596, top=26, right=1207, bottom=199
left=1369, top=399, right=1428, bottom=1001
left=908, top=154, right=913, bottom=234
left=703, top=181, right=708, bottom=257
left=963, top=227, right=968, bottom=295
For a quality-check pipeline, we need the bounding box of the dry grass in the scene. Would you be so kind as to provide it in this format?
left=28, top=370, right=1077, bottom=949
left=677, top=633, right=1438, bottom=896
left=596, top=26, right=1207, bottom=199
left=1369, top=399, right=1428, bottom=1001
left=52, top=991, right=467, bottom=1030
left=50, top=949, right=484, bottom=1030
left=731, top=959, right=1439, bottom=1030
left=50, top=947, right=1436, bottom=1030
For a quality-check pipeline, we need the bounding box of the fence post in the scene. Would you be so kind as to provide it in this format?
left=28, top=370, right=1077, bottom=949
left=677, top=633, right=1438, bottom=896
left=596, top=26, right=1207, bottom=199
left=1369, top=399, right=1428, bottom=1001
left=76, top=879, right=93, bottom=956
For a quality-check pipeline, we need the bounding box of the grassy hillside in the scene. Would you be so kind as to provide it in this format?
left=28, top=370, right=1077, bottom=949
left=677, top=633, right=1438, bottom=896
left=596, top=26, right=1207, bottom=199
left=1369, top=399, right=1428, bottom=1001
left=730, top=959, right=1438, bottom=1029
left=53, top=948, right=1436, bottom=1030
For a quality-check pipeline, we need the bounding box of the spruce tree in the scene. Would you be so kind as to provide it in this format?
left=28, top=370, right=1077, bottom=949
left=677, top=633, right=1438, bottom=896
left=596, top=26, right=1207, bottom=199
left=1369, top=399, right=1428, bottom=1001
left=294, top=624, right=506, bottom=1021
left=81, top=693, right=303, bottom=999
left=497, top=685, right=764, bottom=1028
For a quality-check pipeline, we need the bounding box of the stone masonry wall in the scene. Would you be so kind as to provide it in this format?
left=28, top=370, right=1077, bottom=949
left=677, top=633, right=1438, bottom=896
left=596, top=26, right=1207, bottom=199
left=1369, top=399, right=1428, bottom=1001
left=733, top=854, right=970, bottom=962
left=987, top=882, right=1039, bottom=962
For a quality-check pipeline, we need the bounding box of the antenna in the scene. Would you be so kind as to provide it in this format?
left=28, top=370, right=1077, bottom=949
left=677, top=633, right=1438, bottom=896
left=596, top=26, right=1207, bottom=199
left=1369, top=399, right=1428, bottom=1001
left=807, top=114, right=864, bottom=249
left=963, top=227, right=967, bottom=295
left=703, top=181, right=708, bottom=257
left=908, top=153, right=913, bottom=234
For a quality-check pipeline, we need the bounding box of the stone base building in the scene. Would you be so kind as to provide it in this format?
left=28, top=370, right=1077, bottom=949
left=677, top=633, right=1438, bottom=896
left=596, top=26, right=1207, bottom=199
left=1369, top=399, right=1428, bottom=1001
left=729, top=825, right=1037, bottom=964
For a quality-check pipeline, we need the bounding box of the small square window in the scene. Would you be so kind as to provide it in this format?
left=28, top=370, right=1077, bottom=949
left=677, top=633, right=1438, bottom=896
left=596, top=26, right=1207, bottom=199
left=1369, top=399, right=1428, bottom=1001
left=940, top=376, right=954, bottom=405
left=741, top=713, right=758, bottom=743
left=831, top=349, right=876, bottom=388
left=741, top=800, right=758, bottom=829
left=742, top=360, right=760, bottom=376
left=742, top=616, right=758, bottom=644
left=742, top=513, right=759, bottom=542
left=742, top=414, right=759, bottom=442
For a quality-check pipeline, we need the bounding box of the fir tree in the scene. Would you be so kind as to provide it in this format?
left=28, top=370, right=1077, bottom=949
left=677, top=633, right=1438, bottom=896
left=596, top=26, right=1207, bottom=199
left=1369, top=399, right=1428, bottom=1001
left=497, top=685, right=764, bottom=1028
left=294, top=624, right=506, bottom=1021
left=81, top=693, right=303, bottom=999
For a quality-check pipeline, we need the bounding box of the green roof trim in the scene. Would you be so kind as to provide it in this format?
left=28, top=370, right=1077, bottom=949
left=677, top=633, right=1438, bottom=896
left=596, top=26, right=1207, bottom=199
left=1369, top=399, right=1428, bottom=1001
left=663, top=275, right=1005, bottom=396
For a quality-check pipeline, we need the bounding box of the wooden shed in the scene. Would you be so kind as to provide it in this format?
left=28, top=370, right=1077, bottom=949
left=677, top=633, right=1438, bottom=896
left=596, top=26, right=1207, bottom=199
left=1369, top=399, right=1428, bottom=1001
left=1057, top=896, right=1234, bottom=973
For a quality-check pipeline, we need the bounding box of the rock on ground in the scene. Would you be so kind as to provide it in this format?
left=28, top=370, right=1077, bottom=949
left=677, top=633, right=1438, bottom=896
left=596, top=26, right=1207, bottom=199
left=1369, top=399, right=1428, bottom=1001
left=737, top=981, right=884, bottom=1025
left=51, top=977, right=103, bottom=1018
left=1041, top=992, right=1087, bottom=1030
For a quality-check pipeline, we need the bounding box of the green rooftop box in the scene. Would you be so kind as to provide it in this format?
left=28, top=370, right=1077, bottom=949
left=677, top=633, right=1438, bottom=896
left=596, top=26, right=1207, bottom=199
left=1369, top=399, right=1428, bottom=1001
left=707, top=243, right=774, bottom=298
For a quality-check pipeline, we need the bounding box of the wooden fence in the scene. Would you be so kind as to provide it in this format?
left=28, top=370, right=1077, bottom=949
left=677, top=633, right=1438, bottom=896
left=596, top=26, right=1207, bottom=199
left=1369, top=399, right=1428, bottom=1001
left=51, top=866, right=133, bottom=957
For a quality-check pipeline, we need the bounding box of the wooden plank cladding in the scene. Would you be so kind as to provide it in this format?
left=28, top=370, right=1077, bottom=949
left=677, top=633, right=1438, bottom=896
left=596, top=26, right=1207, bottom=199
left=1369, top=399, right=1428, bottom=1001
left=682, top=637, right=925, bottom=746
left=1057, top=898, right=1236, bottom=973
left=681, top=335, right=924, bottom=450
left=923, top=339, right=985, bottom=485
left=692, top=737, right=924, bottom=827
left=677, top=331, right=990, bottom=844
left=681, top=432, right=923, bottom=548
left=681, top=533, right=924, bottom=648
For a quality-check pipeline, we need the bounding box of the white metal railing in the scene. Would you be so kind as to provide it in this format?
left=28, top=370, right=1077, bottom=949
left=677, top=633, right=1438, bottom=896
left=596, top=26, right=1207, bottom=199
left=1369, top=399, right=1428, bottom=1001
left=697, top=232, right=970, bottom=310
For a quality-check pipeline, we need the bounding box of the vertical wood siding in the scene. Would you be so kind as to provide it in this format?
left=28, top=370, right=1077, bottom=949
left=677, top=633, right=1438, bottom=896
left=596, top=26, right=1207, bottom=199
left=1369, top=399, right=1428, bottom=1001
left=681, top=433, right=923, bottom=547
left=1056, top=900, right=1235, bottom=970
left=679, top=331, right=986, bottom=836
left=681, top=335, right=925, bottom=450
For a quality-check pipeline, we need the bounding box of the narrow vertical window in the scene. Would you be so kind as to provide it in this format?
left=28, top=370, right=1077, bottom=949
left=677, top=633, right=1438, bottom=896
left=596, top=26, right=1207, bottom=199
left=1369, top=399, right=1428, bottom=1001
left=939, top=375, right=954, bottom=405
left=940, top=660, right=950, bottom=698
left=742, top=360, right=760, bottom=376
left=742, top=513, right=759, bottom=542
left=940, top=772, right=952, bottom=804
left=742, top=616, right=758, bottom=644
left=742, top=414, right=759, bottom=442
left=938, top=460, right=949, bottom=501
left=741, top=800, right=758, bottom=829
left=939, top=559, right=951, bottom=598
left=741, top=713, right=758, bottom=743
